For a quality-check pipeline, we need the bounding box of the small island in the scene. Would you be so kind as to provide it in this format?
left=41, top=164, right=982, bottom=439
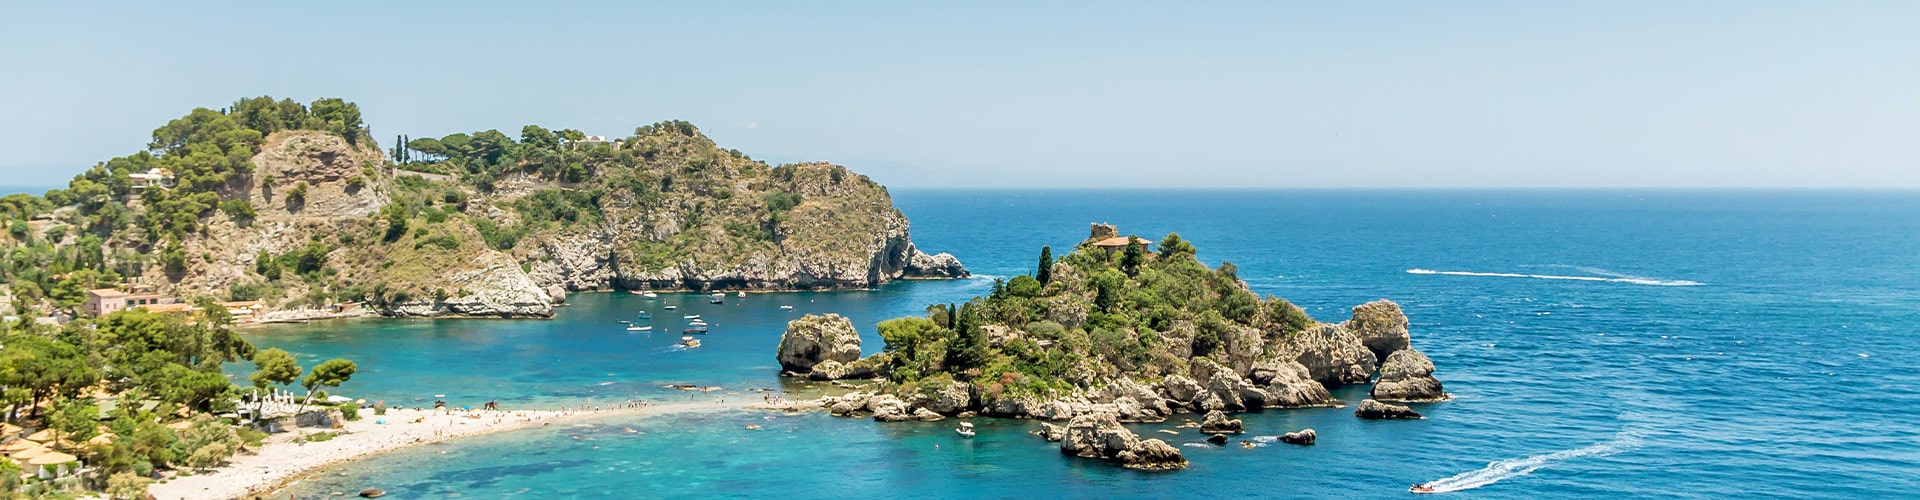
left=777, top=223, right=1448, bottom=469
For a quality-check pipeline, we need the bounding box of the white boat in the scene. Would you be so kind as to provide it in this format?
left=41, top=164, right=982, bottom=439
left=636, top=312, right=651, bottom=319
left=664, top=305, right=677, bottom=310
left=737, top=291, right=746, bottom=298
left=689, top=320, right=709, bottom=327
left=710, top=293, right=725, bottom=304
left=642, top=291, right=658, bottom=299
left=956, top=422, right=975, bottom=438
left=779, top=305, right=794, bottom=310
left=626, top=325, right=652, bottom=332
left=683, top=314, right=701, bottom=320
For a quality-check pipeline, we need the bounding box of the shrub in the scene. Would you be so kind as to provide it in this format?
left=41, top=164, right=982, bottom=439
left=338, top=403, right=360, bottom=421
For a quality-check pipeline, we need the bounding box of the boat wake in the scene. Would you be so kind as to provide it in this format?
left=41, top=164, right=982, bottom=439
left=1406, top=269, right=1702, bottom=287
left=1419, top=430, right=1645, bottom=493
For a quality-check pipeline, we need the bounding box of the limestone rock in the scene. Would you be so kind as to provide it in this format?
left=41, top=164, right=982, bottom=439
left=1354, top=399, right=1422, bottom=420
left=903, top=244, right=969, bottom=278
left=1280, top=428, right=1316, bottom=445
left=1162, top=375, right=1204, bottom=405
left=911, top=407, right=946, bottom=422
left=1250, top=359, right=1337, bottom=408
left=776, top=314, right=862, bottom=373
left=1034, top=422, right=1066, bottom=442
left=868, top=395, right=912, bottom=422
left=1206, top=433, right=1229, bottom=445
left=1060, top=412, right=1188, bottom=471
left=1281, top=323, right=1378, bottom=387
left=1199, top=410, right=1244, bottom=434
left=917, top=381, right=974, bottom=414
left=807, top=360, right=851, bottom=381
left=546, top=285, right=567, bottom=304
left=1371, top=349, right=1447, bottom=402
left=1345, top=299, right=1411, bottom=360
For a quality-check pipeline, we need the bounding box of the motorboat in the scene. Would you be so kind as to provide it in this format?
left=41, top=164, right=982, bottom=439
left=956, top=422, right=975, bottom=438
left=664, top=305, right=677, bottom=310
left=680, top=337, right=700, bottom=348
left=1409, top=484, right=1436, bottom=494
left=737, top=291, right=746, bottom=298
left=642, top=291, right=658, bottom=299
left=709, top=293, right=725, bottom=304
left=683, top=326, right=709, bottom=334
left=683, top=314, right=702, bottom=320
left=779, top=305, right=794, bottom=311
left=625, top=325, right=652, bottom=332
left=636, top=312, right=651, bottom=319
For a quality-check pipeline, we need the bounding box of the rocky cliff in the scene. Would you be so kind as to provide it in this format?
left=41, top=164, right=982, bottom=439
left=26, top=101, right=965, bottom=319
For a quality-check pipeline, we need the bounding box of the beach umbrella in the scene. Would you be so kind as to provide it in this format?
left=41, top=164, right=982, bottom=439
left=0, top=439, right=37, bottom=453
left=24, top=429, right=54, bottom=443
left=9, top=444, right=48, bottom=461
left=27, top=451, right=76, bottom=466
left=87, top=433, right=117, bottom=446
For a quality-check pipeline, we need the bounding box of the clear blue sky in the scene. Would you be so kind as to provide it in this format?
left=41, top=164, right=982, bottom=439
left=2, top=1, right=1915, bottom=188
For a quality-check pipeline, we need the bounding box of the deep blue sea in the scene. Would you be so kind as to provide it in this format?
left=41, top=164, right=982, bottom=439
left=257, top=190, right=1920, bottom=499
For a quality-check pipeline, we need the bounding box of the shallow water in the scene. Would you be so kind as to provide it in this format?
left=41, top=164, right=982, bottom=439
left=263, top=189, right=1920, bottom=499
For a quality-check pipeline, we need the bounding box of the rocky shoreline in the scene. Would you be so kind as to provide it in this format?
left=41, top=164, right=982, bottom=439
left=777, top=298, right=1451, bottom=470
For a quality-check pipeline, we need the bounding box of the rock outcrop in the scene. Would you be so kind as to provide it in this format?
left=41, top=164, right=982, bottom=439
left=1199, top=410, right=1244, bottom=434
left=776, top=314, right=862, bottom=373
left=1248, top=359, right=1337, bottom=408
left=1345, top=300, right=1411, bottom=360
left=1354, top=399, right=1423, bottom=420
left=1059, top=413, right=1188, bottom=471
left=1280, top=428, right=1316, bottom=445
left=1371, top=349, right=1447, bottom=402
left=1281, top=323, right=1378, bottom=387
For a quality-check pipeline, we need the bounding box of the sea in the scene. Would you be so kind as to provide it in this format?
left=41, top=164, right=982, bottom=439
left=253, top=189, right=1920, bottom=499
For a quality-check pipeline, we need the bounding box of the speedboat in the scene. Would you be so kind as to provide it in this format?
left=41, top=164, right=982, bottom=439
left=736, top=291, right=746, bottom=298
left=626, top=325, right=652, bottom=332
left=709, top=293, right=725, bottom=304
left=779, top=305, right=794, bottom=311
left=680, top=337, right=700, bottom=348
left=664, top=305, right=677, bottom=310
left=689, top=320, right=708, bottom=326
left=683, top=326, right=709, bottom=334
left=1409, top=484, right=1436, bottom=494
left=956, top=422, right=975, bottom=438
left=683, top=314, right=701, bottom=320
left=642, top=291, right=658, bottom=299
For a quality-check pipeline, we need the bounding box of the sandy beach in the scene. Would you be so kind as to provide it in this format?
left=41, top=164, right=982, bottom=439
left=148, top=399, right=782, bottom=500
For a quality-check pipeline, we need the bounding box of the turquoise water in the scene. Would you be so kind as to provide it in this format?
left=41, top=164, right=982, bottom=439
left=262, top=190, right=1920, bottom=499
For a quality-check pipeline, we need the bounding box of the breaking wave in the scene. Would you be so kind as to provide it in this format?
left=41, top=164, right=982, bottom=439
left=1419, top=430, right=1645, bottom=493
left=1406, top=269, right=1702, bottom=286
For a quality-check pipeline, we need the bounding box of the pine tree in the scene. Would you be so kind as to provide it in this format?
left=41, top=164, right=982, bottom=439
left=1121, top=236, right=1144, bottom=277
left=1037, top=246, right=1053, bottom=284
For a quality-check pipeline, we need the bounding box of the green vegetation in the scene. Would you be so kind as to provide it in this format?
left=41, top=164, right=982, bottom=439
left=870, top=233, right=1315, bottom=401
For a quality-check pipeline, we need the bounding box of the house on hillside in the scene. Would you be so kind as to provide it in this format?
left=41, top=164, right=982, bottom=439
left=83, top=288, right=182, bottom=317
left=128, top=168, right=175, bottom=189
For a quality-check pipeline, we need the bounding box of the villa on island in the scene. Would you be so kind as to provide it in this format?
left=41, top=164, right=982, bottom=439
left=127, top=168, right=174, bottom=189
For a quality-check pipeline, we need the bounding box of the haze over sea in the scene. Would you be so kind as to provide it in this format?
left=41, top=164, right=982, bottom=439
left=262, top=189, right=1920, bottom=499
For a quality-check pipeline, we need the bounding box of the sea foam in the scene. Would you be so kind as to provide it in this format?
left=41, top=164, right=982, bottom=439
left=1420, top=430, right=1645, bottom=493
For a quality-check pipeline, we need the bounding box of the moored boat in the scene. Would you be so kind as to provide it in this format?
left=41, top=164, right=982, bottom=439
left=626, top=325, right=652, bottom=332
left=956, top=422, right=975, bottom=438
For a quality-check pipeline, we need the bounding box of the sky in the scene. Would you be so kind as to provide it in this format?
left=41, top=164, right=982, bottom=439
left=1, top=1, right=1916, bottom=189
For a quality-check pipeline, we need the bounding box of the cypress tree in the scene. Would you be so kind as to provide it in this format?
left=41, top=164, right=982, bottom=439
left=1037, top=246, right=1053, bottom=284
left=1121, top=236, right=1144, bottom=277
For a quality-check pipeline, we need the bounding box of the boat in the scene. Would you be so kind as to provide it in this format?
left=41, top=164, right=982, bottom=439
left=689, top=321, right=708, bottom=327
left=617, top=320, right=631, bottom=324
left=664, top=305, right=677, bottom=310
left=680, top=337, right=700, bottom=348
left=625, top=325, right=652, bottom=332
left=737, top=291, right=746, bottom=298
left=642, top=291, right=658, bottom=299
left=636, top=312, right=651, bottom=319
left=628, top=290, right=643, bottom=295
left=683, top=314, right=701, bottom=320
left=709, top=293, right=725, bottom=304
left=956, top=422, right=975, bottom=438
left=683, top=326, right=709, bottom=334
left=1409, top=484, right=1436, bottom=494
left=779, top=305, right=794, bottom=311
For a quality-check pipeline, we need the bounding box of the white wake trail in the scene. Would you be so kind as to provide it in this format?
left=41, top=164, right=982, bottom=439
left=1406, top=269, right=1702, bottom=287
left=1420, top=431, right=1645, bottom=493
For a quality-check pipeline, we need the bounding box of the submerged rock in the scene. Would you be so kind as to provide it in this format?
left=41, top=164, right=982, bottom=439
left=1206, top=433, right=1229, bottom=445
left=1199, top=410, right=1244, bottom=435
left=358, top=488, right=386, bottom=498
left=1280, top=428, right=1317, bottom=445
left=776, top=314, right=862, bottom=373
left=1354, top=399, right=1422, bottom=420
left=1371, top=349, right=1447, bottom=402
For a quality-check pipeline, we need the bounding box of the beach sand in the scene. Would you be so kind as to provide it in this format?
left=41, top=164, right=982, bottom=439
left=149, top=400, right=776, bottom=500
